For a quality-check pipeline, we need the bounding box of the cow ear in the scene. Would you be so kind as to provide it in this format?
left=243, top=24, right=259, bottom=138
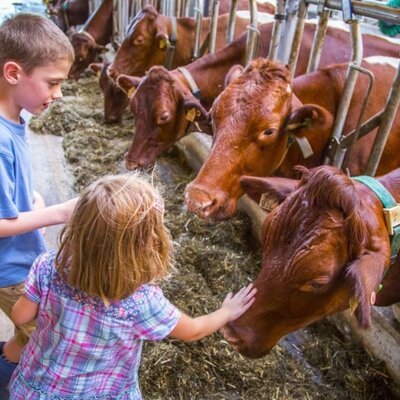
left=116, top=74, right=142, bottom=97
left=224, top=65, right=244, bottom=87
left=183, top=99, right=211, bottom=129
left=88, top=63, right=103, bottom=77
left=240, top=175, right=299, bottom=208
left=285, top=104, right=333, bottom=136
left=345, top=251, right=388, bottom=328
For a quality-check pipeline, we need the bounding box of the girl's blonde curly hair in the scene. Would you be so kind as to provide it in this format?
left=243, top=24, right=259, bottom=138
left=56, top=172, right=173, bottom=301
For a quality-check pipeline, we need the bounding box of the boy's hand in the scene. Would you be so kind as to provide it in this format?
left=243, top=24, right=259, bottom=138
left=221, top=283, right=257, bottom=322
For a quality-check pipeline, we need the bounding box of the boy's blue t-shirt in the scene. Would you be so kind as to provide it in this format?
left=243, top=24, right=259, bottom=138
left=0, top=114, right=46, bottom=288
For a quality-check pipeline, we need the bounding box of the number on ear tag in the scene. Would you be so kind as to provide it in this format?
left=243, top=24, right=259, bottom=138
left=186, top=108, right=196, bottom=122
left=159, top=39, right=166, bottom=49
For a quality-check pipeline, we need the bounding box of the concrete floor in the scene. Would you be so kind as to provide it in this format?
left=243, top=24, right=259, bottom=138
left=0, top=119, right=76, bottom=341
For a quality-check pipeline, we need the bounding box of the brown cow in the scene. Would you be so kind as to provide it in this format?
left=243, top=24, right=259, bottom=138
left=104, top=5, right=273, bottom=123
left=117, top=22, right=400, bottom=171
left=185, top=56, right=400, bottom=221
left=53, top=0, right=89, bottom=34
left=220, top=165, right=400, bottom=358
left=68, top=0, right=114, bottom=80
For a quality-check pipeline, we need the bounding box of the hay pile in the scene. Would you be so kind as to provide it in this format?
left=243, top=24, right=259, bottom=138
left=29, top=75, right=399, bottom=399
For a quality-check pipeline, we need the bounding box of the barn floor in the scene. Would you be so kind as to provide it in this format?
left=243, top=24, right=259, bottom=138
left=17, top=72, right=400, bottom=399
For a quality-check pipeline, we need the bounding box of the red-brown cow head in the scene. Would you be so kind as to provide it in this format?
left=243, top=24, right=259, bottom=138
left=108, top=5, right=171, bottom=82
left=117, top=67, right=210, bottom=170
left=89, top=62, right=129, bottom=124
left=185, top=58, right=334, bottom=221
left=69, top=32, right=106, bottom=80
left=221, top=165, right=390, bottom=358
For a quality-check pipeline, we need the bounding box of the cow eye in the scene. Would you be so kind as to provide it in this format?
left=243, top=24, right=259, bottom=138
left=310, top=281, right=326, bottom=289
left=264, top=128, right=275, bottom=136
left=300, top=278, right=329, bottom=292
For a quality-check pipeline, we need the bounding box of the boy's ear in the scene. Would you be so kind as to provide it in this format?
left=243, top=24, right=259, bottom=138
left=2, top=61, right=23, bottom=84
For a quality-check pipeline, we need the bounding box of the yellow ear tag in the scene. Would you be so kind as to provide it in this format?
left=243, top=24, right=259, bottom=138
left=127, top=87, right=136, bottom=99
left=349, top=296, right=359, bottom=314
left=159, top=39, right=166, bottom=49
left=186, top=108, right=196, bottom=122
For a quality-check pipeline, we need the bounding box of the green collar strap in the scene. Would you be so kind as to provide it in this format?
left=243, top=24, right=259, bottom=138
left=353, top=175, right=400, bottom=261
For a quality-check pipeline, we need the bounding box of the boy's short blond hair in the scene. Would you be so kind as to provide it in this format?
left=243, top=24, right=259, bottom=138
left=0, top=13, right=74, bottom=76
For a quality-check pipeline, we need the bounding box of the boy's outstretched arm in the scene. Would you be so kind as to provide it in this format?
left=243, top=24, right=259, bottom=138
left=0, top=197, right=78, bottom=238
left=169, top=284, right=256, bottom=342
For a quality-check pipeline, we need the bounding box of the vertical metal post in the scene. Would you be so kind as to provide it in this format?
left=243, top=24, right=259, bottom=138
left=268, top=0, right=286, bottom=61
left=277, top=0, right=299, bottom=63
left=244, top=0, right=258, bottom=65
left=192, top=0, right=203, bottom=59
left=306, top=8, right=330, bottom=73
left=226, top=0, right=238, bottom=44
left=208, top=0, right=219, bottom=53
left=288, top=0, right=307, bottom=79
left=365, top=64, right=400, bottom=176
left=328, top=21, right=363, bottom=168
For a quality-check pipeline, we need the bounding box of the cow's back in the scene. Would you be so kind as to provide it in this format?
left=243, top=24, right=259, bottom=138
left=293, top=57, right=400, bottom=175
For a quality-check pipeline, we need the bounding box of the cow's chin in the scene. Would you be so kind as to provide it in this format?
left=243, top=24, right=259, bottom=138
left=220, top=326, right=273, bottom=359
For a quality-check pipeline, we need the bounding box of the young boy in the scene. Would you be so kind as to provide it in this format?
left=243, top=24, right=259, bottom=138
left=0, top=13, right=77, bottom=390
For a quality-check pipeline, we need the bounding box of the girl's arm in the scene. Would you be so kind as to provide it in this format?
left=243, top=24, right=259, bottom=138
left=169, top=284, right=256, bottom=342
left=11, top=295, right=39, bottom=326
left=0, top=197, right=78, bottom=238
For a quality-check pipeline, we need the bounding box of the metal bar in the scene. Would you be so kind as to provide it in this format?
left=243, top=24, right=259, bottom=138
left=276, top=0, right=300, bottom=63
left=175, top=0, right=182, bottom=16
left=340, top=65, right=375, bottom=170
left=365, top=63, right=400, bottom=176
left=340, top=112, right=382, bottom=148
left=112, top=0, right=119, bottom=43
left=305, top=0, right=400, bottom=25
left=208, top=0, right=219, bottom=53
left=226, top=0, right=239, bottom=44
left=192, top=1, right=203, bottom=59
left=244, top=0, right=259, bottom=65
left=306, top=8, right=330, bottom=73
left=328, top=21, right=363, bottom=168
left=288, top=0, right=308, bottom=80
left=268, top=0, right=286, bottom=61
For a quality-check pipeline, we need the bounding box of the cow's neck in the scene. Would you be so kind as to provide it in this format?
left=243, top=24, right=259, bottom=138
left=83, top=0, right=113, bottom=45
left=172, top=17, right=216, bottom=68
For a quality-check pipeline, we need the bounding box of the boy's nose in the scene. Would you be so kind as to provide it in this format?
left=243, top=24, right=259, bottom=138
left=53, top=87, right=63, bottom=100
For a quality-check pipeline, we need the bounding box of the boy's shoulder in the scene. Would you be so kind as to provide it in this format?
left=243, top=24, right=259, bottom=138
left=0, top=115, right=25, bottom=154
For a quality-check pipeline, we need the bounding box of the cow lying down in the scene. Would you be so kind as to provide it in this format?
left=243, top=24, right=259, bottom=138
left=220, top=165, right=400, bottom=358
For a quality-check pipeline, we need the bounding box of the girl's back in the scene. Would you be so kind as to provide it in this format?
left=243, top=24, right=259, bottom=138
left=11, top=251, right=180, bottom=399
